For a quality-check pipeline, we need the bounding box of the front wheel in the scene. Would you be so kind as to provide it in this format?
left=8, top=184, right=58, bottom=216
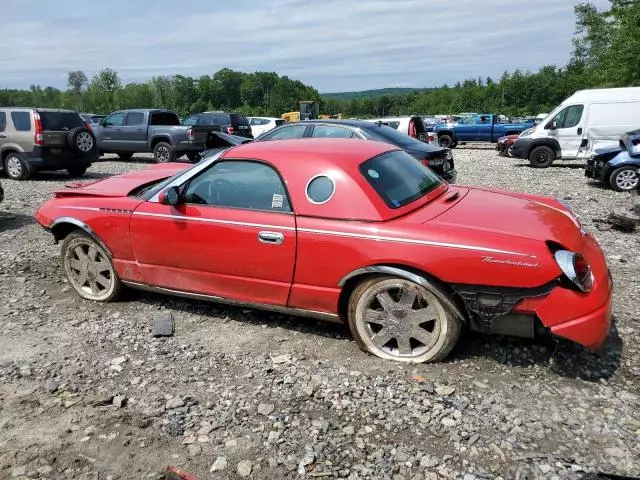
left=347, top=276, right=461, bottom=363
left=609, top=166, right=639, bottom=192
left=61, top=231, right=121, bottom=302
left=528, top=145, right=555, bottom=168
left=438, top=134, right=454, bottom=148
left=153, top=142, right=175, bottom=163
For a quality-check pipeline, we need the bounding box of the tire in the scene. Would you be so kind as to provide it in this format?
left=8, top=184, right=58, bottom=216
left=153, top=142, right=175, bottom=163
left=186, top=152, right=199, bottom=163
left=67, top=166, right=88, bottom=178
left=347, top=275, right=461, bottom=363
left=117, top=152, right=133, bottom=161
left=438, top=134, right=454, bottom=148
left=528, top=145, right=555, bottom=168
left=68, top=128, right=97, bottom=157
left=4, top=152, right=31, bottom=180
left=61, top=231, right=121, bottom=302
left=609, top=166, right=639, bottom=192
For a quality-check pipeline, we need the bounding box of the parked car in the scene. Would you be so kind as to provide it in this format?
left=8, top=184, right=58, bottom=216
left=433, top=114, right=532, bottom=148
left=196, top=131, right=253, bottom=161
left=248, top=117, right=284, bottom=137
left=511, top=87, right=640, bottom=168
left=81, top=114, right=106, bottom=125
left=35, top=138, right=612, bottom=363
left=496, top=134, right=519, bottom=156
left=366, top=116, right=427, bottom=142
left=183, top=111, right=253, bottom=139
left=0, top=107, right=97, bottom=180
left=254, top=119, right=456, bottom=183
left=585, top=129, right=640, bottom=191
left=93, top=109, right=213, bottom=163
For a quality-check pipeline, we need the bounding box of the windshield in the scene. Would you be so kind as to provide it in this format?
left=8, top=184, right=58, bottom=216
left=361, top=124, right=423, bottom=148
left=39, top=111, right=84, bottom=130
left=359, top=150, right=442, bottom=208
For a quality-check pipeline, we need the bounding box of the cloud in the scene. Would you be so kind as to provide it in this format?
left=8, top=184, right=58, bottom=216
left=0, top=0, right=611, bottom=92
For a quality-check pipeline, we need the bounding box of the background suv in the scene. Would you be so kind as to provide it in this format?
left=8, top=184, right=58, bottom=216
left=0, top=108, right=97, bottom=180
left=182, top=111, right=253, bottom=138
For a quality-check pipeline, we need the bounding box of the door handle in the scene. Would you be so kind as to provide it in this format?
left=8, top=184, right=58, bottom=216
left=0, top=134, right=6, bottom=139
left=258, top=231, right=284, bottom=245
left=137, top=129, right=144, bottom=132
left=577, top=127, right=583, bottom=135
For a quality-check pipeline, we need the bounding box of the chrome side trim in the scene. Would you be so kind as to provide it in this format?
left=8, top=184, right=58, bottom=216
left=59, top=206, right=101, bottom=212
left=298, top=227, right=535, bottom=258
left=122, top=281, right=342, bottom=323
left=338, top=265, right=465, bottom=321
left=131, top=211, right=296, bottom=231
left=49, top=216, right=113, bottom=257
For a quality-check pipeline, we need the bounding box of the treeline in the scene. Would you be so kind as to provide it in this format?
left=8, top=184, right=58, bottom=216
left=0, top=1, right=637, bottom=119
left=0, top=68, right=321, bottom=117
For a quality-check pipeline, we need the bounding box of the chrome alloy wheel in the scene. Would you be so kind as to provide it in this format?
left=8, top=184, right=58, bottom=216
left=63, top=236, right=116, bottom=301
left=354, top=279, right=449, bottom=362
left=614, top=169, right=639, bottom=190
left=156, top=145, right=170, bottom=162
left=6, top=155, right=23, bottom=178
left=76, top=131, right=94, bottom=152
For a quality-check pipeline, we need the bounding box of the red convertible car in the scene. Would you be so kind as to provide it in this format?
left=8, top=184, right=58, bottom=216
left=35, top=139, right=612, bottom=363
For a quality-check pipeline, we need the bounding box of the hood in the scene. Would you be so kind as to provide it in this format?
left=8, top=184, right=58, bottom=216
left=429, top=186, right=584, bottom=251
left=56, top=163, right=188, bottom=198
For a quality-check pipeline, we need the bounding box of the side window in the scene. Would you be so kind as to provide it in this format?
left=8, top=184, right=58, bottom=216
left=562, top=105, right=584, bottom=128
left=182, top=115, right=197, bottom=126
left=479, top=115, right=490, bottom=124
left=311, top=125, right=353, bottom=138
left=183, top=161, right=291, bottom=212
left=262, top=125, right=307, bottom=140
left=0, top=112, right=6, bottom=132
left=125, top=112, right=145, bottom=126
left=104, top=112, right=126, bottom=127
left=11, top=112, right=32, bottom=132
left=213, top=114, right=229, bottom=125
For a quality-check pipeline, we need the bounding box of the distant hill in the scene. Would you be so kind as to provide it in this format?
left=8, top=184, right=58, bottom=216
left=321, top=87, right=428, bottom=100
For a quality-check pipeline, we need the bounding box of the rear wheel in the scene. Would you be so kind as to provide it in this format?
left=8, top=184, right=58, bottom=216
left=4, top=152, right=31, bottom=180
left=609, top=166, right=639, bottom=192
left=528, top=145, right=555, bottom=168
left=117, top=152, right=133, bottom=161
left=347, top=276, right=461, bottom=363
left=153, top=142, right=175, bottom=163
left=61, top=231, right=121, bottom=302
left=438, top=134, right=454, bottom=148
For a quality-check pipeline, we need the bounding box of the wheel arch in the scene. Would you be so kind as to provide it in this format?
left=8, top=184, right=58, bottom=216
left=50, top=217, right=113, bottom=257
left=337, top=264, right=467, bottom=323
left=151, top=136, right=174, bottom=148
left=1, top=147, right=24, bottom=162
left=527, top=138, right=562, bottom=159
left=437, top=130, right=455, bottom=139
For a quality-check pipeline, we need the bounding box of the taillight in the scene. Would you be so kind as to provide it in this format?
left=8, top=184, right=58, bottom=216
left=409, top=119, right=416, bottom=138
left=421, top=158, right=430, bottom=166
left=227, top=126, right=235, bottom=134
left=33, top=111, right=44, bottom=146
left=186, top=128, right=195, bottom=141
left=83, top=121, right=93, bottom=132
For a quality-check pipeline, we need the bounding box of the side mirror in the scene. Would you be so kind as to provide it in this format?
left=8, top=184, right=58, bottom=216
left=159, top=186, right=181, bottom=206
left=550, top=121, right=558, bottom=130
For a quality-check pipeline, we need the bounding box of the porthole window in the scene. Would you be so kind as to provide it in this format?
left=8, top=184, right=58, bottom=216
left=306, top=175, right=335, bottom=204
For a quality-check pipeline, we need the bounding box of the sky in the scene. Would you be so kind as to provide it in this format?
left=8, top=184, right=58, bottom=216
left=0, top=0, right=610, bottom=93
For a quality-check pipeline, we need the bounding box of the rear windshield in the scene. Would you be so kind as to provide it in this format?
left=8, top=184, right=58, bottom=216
left=359, top=150, right=442, bottom=209
left=39, top=111, right=83, bottom=130
left=230, top=114, right=250, bottom=126
left=361, top=123, right=424, bottom=148
left=150, top=112, right=180, bottom=126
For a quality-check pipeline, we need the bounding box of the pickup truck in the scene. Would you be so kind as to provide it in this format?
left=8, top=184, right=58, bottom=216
left=433, top=114, right=533, bottom=148
left=93, top=109, right=213, bottom=163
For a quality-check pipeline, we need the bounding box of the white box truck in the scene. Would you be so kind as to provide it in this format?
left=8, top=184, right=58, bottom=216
left=511, top=87, right=640, bottom=167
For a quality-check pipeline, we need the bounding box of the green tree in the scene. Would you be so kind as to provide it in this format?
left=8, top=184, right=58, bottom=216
left=67, top=70, right=88, bottom=111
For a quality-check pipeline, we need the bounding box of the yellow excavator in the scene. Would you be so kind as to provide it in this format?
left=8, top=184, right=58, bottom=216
left=281, top=101, right=342, bottom=122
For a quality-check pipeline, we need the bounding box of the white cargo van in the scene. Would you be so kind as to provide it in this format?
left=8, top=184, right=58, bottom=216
left=511, top=87, right=640, bottom=167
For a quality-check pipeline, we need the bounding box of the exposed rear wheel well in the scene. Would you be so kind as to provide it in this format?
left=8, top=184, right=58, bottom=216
left=1, top=149, right=21, bottom=163
left=337, top=264, right=467, bottom=323
left=51, top=223, right=82, bottom=243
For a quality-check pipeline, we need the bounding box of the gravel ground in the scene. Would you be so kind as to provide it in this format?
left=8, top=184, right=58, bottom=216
left=0, top=147, right=639, bottom=480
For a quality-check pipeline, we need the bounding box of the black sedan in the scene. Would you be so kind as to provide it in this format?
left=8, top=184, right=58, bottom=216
left=586, top=130, right=640, bottom=192
left=253, top=119, right=457, bottom=183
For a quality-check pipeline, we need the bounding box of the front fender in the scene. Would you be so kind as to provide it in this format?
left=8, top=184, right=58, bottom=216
left=48, top=216, right=113, bottom=257
left=608, top=150, right=640, bottom=168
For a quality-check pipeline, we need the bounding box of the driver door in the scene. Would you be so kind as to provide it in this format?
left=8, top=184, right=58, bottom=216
left=130, top=160, right=296, bottom=306
left=455, top=116, right=477, bottom=141
left=98, top=112, right=127, bottom=151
